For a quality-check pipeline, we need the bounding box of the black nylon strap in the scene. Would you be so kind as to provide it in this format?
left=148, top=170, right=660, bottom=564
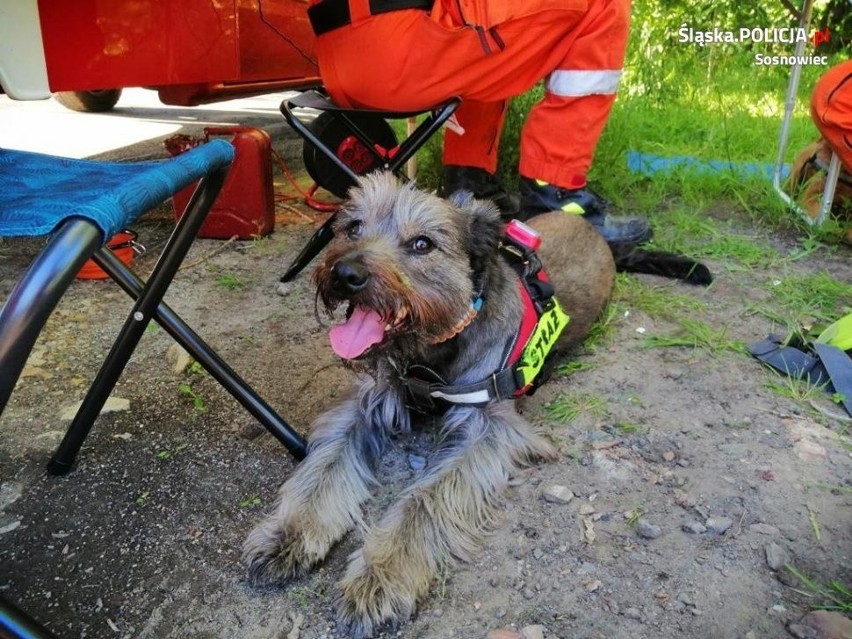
left=405, top=367, right=521, bottom=412
left=309, top=0, right=434, bottom=35
left=748, top=335, right=852, bottom=416
left=748, top=335, right=830, bottom=386
left=813, top=342, right=852, bottom=416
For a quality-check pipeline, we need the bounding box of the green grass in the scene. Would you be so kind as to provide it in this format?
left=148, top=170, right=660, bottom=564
left=545, top=393, right=608, bottom=425
left=785, top=565, right=852, bottom=613
left=215, top=272, right=246, bottom=291
left=760, top=271, right=852, bottom=327
left=643, top=318, right=746, bottom=354
left=614, top=273, right=707, bottom=320
left=555, top=359, right=596, bottom=378
left=763, top=373, right=829, bottom=405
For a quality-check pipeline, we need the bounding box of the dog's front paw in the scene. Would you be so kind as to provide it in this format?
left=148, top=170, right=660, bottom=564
left=242, top=520, right=321, bottom=586
left=335, top=550, right=417, bottom=638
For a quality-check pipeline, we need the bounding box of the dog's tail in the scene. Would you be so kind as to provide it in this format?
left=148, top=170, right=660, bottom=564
left=610, top=244, right=713, bottom=286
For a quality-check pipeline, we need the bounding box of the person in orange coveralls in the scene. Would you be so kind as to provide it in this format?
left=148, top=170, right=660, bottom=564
left=306, top=0, right=652, bottom=245
left=811, top=60, right=852, bottom=172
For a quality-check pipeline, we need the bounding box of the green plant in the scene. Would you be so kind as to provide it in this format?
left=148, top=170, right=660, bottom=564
left=763, top=372, right=829, bottom=405
left=612, top=422, right=649, bottom=435
left=625, top=505, right=645, bottom=528
left=545, top=393, right=608, bottom=425
left=643, top=318, right=745, bottom=354
left=785, top=565, right=852, bottom=613
left=240, top=495, right=262, bottom=508
left=135, top=490, right=150, bottom=506
left=156, top=443, right=188, bottom=460
left=215, top=272, right=246, bottom=291
left=555, top=359, right=596, bottom=378
left=178, top=382, right=207, bottom=415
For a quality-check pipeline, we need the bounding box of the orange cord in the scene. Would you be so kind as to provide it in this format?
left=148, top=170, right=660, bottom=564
left=271, top=147, right=340, bottom=213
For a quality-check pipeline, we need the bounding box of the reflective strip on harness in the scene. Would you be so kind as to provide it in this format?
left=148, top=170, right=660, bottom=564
left=430, top=388, right=491, bottom=404
left=515, top=296, right=570, bottom=389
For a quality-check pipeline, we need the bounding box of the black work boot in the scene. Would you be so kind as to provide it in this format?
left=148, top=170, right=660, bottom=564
left=519, top=177, right=653, bottom=245
left=440, top=165, right=521, bottom=218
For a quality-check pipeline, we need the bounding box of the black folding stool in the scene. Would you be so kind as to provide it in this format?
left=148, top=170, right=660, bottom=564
left=0, top=141, right=307, bottom=475
left=279, top=90, right=460, bottom=281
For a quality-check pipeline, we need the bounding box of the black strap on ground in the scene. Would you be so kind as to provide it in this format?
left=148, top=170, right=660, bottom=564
left=748, top=334, right=852, bottom=416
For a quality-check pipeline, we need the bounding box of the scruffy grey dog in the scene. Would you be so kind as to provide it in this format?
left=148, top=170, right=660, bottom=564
left=242, top=172, right=615, bottom=637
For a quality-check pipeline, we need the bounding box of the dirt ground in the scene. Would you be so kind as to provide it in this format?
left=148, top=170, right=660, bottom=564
left=1, top=133, right=850, bottom=639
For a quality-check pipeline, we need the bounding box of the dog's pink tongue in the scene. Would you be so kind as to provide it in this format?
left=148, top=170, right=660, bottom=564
left=329, top=306, right=385, bottom=359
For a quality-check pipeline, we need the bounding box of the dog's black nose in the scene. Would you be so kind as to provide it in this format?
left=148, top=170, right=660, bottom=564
left=330, top=259, right=370, bottom=294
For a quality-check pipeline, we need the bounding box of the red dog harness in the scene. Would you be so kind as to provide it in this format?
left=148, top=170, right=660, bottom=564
left=404, top=221, right=570, bottom=411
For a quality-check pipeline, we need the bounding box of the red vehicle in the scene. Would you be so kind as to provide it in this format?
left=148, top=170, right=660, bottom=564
left=0, top=0, right=321, bottom=111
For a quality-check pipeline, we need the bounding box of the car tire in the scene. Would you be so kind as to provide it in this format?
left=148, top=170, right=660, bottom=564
left=52, top=89, right=123, bottom=113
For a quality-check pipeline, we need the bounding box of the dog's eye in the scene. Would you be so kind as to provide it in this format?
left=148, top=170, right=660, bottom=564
left=410, top=236, right=435, bottom=254
left=344, top=220, right=364, bottom=240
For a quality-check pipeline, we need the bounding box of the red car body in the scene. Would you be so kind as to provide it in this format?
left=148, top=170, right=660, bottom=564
left=36, top=0, right=321, bottom=105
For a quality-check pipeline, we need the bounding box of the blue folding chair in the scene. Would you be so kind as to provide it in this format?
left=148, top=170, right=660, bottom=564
left=0, top=140, right=306, bottom=476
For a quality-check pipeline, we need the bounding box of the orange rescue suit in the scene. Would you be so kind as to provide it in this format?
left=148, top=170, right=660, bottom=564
left=310, top=0, right=630, bottom=189
left=811, top=60, right=852, bottom=172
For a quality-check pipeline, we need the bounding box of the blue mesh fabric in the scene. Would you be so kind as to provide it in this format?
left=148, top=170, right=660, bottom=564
left=0, top=140, right=235, bottom=242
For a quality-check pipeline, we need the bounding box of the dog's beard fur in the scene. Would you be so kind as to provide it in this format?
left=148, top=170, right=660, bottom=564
left=243, top=172, right=710, bottom=638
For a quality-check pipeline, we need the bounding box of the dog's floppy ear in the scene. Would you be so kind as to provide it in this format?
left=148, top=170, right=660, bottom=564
left=456, top=193, right=503, bottom=280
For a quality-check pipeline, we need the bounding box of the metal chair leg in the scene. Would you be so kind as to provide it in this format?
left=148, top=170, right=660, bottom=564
left=0, top=220, right=102, bottom=415
left=47, top=166, right=230, bottom=475
left=280, top=214, right=337, bottom=283
left=91, top=247, right=307, bottom=460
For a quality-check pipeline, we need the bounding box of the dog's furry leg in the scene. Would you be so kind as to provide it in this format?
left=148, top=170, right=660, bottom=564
left=609, top=244, right=713, bottom=285
left=335, top=402, right=556, bottom=638
left=243, top=379, right=404, bottom=584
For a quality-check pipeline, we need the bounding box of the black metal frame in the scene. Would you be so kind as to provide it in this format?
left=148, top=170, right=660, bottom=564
left=0, top=594, right=57, bottom=639
left=0, top=163, right=307, bottom=476
left=279, top=90, right=460, bottom=281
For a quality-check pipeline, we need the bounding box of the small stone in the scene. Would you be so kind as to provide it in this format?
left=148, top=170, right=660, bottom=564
left=770, top=604, right=787, bottom=614
left=165, top=343, right=193, bottom=374
left=0, top=483, right=23, bottom=510
left=673, top=489, right=694, bottom=508
left=486, top=630, right=522, bottom=639
left=791, top=610, right=852, bottom=639
left=583, top=579, right=602, bottom=592
left=276, top=281, right=297, bottom=297
left=542, top=484, right=574, bottom=504
left=61, top=396, right=130, bottom=420
left=636, top=518, right=662, bottom=539
left=682, top=522, right=707, bottom=534
left=624, top=607, right=642, bottom=621
left=408, top=454, right=427, bottom=471
left=0, top=516, right=21, bottom=535
left=749, top=523, right=779, bottom=536
left=489, top=576, right=500, bottom=588
left=521, top=625, right=545, bottom=639
left=522, top=588, right=535, bottom=600
left=676, top=592, right=695, bottom=606
left=765, top=542, right=788, bottom=571
left=578, top=504, right=596, bottom=516
left=794, top=440, right=827, bottom=462
left=662, top=451, right=676, bottom=462
left=532, top=548, right=544, bottom=560
left=705, top=517, right=733, bottom=535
